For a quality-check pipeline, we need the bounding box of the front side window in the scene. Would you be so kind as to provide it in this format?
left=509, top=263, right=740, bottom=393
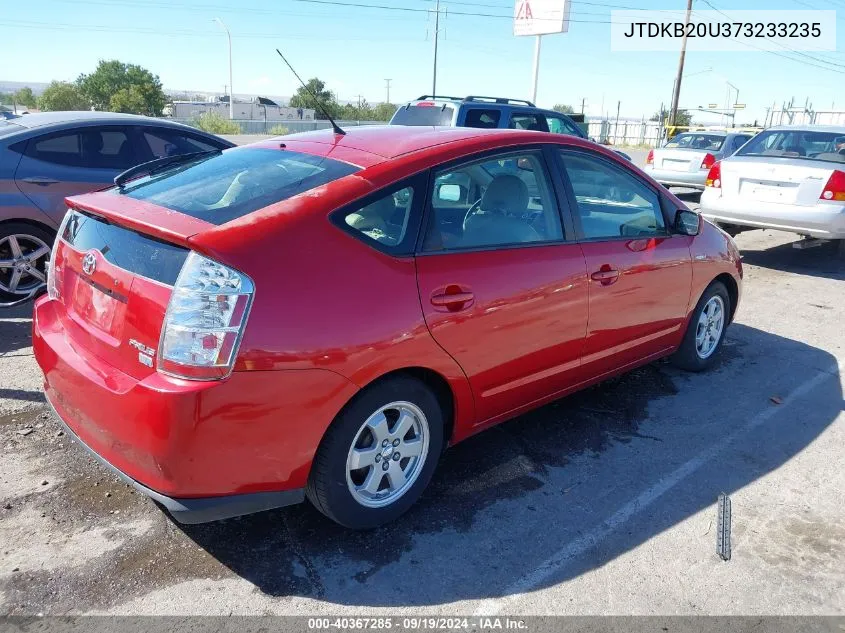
left=508, top=113, right=549, bottom=132
left=343, top=187, right=414, bottom=248
left=144, top=129, right=221, bottom=158
left=116, top=148, right=360, bottom=225
left=547, top=115, right=583, bottom=137
left=424, top=151, right=563, bottom=251
left=559, top=150, right=666, bottom=240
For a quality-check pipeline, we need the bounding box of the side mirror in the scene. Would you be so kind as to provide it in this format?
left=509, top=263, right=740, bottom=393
left=674, top=209, right=701, bottom=236
left=437, top=183, right=464, bottom=203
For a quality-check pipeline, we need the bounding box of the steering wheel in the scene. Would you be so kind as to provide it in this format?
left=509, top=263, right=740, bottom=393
left=462, top=198, right=484, bottom=233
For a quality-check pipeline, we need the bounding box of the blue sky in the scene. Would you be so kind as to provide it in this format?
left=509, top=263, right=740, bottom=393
left=2, top=0, right=843, bottom=124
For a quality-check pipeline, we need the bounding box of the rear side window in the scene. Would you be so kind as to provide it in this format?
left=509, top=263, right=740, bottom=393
left=26, top=128, right=136, bottom=169
left=143, top=129, right=221, bottom=158
left=508, top=113, right=549, bottom=132
left=116, top=148, right=360, bottom=226
left=390, top=104, right=455, bottom=126
left=62, top=210, right=188, bottom=284
left=343, top=187, right=415, bottom=248
left=464, top=109, right=501, bottom=129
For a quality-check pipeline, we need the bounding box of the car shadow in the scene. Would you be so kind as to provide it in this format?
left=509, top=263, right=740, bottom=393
left=175, top=323, right=842, bottom=606
left=0, top=303, right=35, bottom=356
left=738, top=238, right=845, bottom=281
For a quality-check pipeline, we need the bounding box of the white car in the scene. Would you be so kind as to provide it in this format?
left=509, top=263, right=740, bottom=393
left=700, top=125, right=845, bottom=256
left=643, top=131, right=753, bottom=190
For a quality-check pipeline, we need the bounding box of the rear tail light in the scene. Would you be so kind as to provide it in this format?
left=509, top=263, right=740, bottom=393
left=158, top=252, right=254, bottom=380
left=646, top=150, right=654, bottom=165
left=46, top=211, right=72, bottom=300
left=700, top=153, right=716, bottom=170
left=820, top=170, right=845, bottom=201
left=705, top=162, right=722, bottom=188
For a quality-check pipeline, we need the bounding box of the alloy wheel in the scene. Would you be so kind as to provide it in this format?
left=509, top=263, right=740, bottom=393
left=0, top=234, right=51, bottom=296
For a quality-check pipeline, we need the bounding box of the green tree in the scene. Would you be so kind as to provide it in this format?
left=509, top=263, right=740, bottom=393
left=77, top=60, right=167, bottom=116
left=0, top=92, right=13, bottom=105
left=37, top=81, right=90, bottom=111
left=651, top=108, right=693, bottom=127
left=109, top=86, right=148, bottom=114
left=192, top=111, right=241, bottom=135
left=372, top=102, right=397, bottom=122
left=288, top=78, right=340, bottom=120
left=14, top=87, right=37, bottom=108
left=553, top=104, right=575, bottom=114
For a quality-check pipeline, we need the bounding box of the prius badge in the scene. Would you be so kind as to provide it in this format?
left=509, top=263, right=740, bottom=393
left=129, top=339, right=155, bottom=367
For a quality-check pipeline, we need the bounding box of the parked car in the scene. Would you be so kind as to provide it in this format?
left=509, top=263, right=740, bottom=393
left=643, top=131, right=754, bottom=191
left=0, top=111, right=234, bottom=301
left=33, top=125, right=742, bottom=528
left=390, top=95, right=632, bottom=161
left=699, top=125, right=845, bottom=257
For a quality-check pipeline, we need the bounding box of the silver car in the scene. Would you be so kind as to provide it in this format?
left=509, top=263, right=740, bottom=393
left=700, top=125, right=845, bottom=257
left=0, top=112, right=234, bottom=302
left=643, top=131, right=753, bottom=190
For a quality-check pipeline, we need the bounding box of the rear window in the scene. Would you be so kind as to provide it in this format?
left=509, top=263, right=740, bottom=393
left=115, top=148, right=360, bottom=225
left=736, top=129, right=845, bottom=164
left=62, top=210, right=188, bottom=285
left=0, top=122, right=24, bottom=138
left=665, top=133, right=725, bottom=151
left=390, top=104, right=455, bottom=126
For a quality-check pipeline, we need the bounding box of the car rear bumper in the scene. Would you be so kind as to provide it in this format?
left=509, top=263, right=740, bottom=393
left=33, top=296, right=359, bottom=522
left=700, top=191, right=845, bottom=239
left=643, top=167, right=707, bottom=189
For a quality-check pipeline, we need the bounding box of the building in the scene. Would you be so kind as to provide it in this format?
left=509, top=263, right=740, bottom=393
left=166, top=98, right=315, bottom=121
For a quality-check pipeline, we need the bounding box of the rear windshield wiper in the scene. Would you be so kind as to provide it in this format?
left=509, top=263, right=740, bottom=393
left=114, top=150, right=221, bottom=188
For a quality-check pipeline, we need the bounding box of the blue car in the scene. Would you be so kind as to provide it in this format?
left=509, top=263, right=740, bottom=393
left=390, top=95, right=630, bottom=161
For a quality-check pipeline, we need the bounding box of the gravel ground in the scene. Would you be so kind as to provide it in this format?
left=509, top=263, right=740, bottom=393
left=1, top=167, right=844, bottom=617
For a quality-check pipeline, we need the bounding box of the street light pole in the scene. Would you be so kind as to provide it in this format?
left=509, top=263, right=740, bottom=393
left=213, top=17, right=234, bottom=120
left=669, top=0, right=693, bottom=127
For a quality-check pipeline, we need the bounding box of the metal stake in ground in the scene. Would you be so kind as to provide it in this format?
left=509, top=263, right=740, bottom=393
left=717, top=492, right=732, bottom=561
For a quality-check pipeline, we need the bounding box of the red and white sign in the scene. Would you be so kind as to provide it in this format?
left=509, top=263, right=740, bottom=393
left=513, top=0, right=570, bottom=36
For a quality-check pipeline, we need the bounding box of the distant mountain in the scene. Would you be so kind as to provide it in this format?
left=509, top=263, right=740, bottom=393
left=0, top=81, right=49, bottom=95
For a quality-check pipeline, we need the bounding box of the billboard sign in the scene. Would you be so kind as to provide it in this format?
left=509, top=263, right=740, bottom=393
left=513, top=0, right=570, bottom=36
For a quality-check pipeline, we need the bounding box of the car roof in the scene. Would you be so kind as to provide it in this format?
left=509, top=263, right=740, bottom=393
left=765, top=125, right=845, bottom=134
left=258, top=124, right=583, bottom=163
left=9, top=111, right=204, bottom=132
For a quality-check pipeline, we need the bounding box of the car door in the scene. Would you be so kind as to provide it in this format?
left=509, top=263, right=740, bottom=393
left=14, top=126, right=139, bottom=226
left=554, top=148, right=693, bottom=378
left=415, top=147, right=588, bottom=426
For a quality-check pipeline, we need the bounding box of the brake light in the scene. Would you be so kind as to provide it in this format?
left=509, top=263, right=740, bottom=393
left=705, top=161, right=722, bottom=188
left=820, top=170, right=845, bottom=201
left=46, top=211, right=71, bottom=300
left=416, top=101, right=435, bottom=107
left=700, top=153, right=716, bottom=170
left=646, top=150, right=654, bottom=165
left=158, top=252, right=254, bottom=380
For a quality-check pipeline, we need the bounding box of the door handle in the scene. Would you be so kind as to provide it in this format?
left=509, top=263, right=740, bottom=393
left=590, top=266, right=620, bottom=286
left=21, top=177, right=59, bottom=186
left=431, top=291, right=474, bottom=311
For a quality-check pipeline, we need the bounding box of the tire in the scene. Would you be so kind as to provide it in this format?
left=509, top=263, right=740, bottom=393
left=306, top=375, right=444, bottom=529
left=671, top=281, right=731, bottom=372
left=0, top=223, right=55, bottom=302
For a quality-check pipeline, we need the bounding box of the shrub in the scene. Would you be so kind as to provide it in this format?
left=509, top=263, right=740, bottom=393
left=192, top=112, right=241, bottom=134
left=267, top=124, right=289, bottom=136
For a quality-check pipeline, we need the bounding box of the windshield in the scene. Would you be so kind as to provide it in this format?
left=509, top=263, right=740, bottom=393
left=390, top=104, right=455, bottom=126
left=736, top=129, right=845, bottom=163
left=115, top=148, right=360, bottom=225
left=665, top=133, right=725, bottom=151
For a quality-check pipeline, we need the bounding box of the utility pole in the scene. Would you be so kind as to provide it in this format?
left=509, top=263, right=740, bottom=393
left=529, top=35, right=542, bottom=104
left=213, top=18, right=234, bottom=120
left=354, top=94, right=364, bottom=109
left=431, top=0, right=441, bottom=96
left=384, top=78, right=392, bottom=104
left=669, top=0, right=693, bottom=127
left=581, top=97, right=586, bottom=114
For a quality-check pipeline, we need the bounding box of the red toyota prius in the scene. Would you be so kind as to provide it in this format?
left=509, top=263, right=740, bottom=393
left=32, top=126, right=742, bottom=528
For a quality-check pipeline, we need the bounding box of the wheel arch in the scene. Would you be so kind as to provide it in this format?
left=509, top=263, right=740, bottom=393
left=713, top=272, right=739, bottom=323
left=0, top=217, right=57, bottom=238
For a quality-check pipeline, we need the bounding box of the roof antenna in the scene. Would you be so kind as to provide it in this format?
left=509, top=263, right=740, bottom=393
left=275, top=48, right=345, bottom=136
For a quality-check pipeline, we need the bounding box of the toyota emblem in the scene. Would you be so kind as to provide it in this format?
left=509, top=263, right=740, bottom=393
left=81, top=252, right=97, bottom=276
